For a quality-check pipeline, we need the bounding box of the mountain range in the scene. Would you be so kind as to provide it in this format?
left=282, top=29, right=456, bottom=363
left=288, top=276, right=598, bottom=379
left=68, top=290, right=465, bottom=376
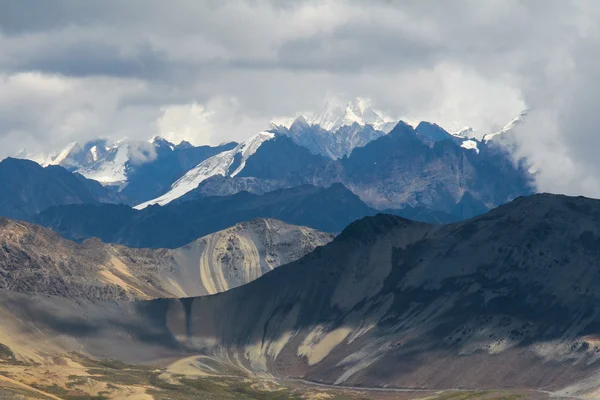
left=27, top=136, right=237, bottom=203
left=2, top=193, right=600, bottom=397
left=9, top=98, right=531, bottom=223
left=130, top=115, right=531, bottom=221
left=32, top=181, right=489, bottom=250
left=160, top=120, right=531, bottom=215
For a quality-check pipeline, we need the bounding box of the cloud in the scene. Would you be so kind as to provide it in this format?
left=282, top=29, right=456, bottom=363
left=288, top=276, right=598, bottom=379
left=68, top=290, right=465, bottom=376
left=156, top=103, right=215, bottom=145
left=156, top=97, right=274, bottom=146
left=507, top=16, right=600, bottom=197
left=127, top=142, right=158, bottom=166
left=0, top=0, right=600, bottom=197
left=0, top=72, right=156, bottom=157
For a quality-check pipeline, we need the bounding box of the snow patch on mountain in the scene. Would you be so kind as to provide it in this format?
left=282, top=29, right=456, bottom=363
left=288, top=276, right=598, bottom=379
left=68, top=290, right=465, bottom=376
left=50, top=142, right=79, bottom=166
left=453, top=126, right=477, bottom=138
left=19, top=136, right=188, bottom=187
left=231, top=132, right=274, bottom=176
left=40, top=139, right=117, bottom=170
left=483, top=110, right=528, bottom=142
left=89, top=146, right=100, bottom=162
left=135, top=149, right=236, bottom=209
left=135, top=132, right=275, bottom=209
left=461, top=139, right=479, bottom=153
left=77, top=144, right=129, bottom=186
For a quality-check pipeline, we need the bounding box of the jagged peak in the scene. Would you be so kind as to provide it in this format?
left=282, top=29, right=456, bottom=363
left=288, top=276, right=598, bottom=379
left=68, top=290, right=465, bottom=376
left=305, top=96, right=397, bottom=132
left=414, top=121, right=455, bottom=144
left=483, top=109, right=529, bottom=142
left=0, top=156, right=42, bottom=168
left=416, top=121, right=440, bottom=128
left=388, top=120, right=417, bottom=135
left=279, top=115, right=311, bottom=133
left=149, top=135, right=175, bottom=148
left=175, top=140, right=194, bottom=150
left=292, top=115, right=309, bottom=127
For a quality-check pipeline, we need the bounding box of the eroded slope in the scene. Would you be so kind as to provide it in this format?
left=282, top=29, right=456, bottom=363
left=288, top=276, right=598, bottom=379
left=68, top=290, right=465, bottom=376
left=0, top=217, right=332, bottom=300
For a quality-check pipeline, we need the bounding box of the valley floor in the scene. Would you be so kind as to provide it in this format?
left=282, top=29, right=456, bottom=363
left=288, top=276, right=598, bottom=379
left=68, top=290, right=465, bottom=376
left=0, top=354, right=551, bottom=400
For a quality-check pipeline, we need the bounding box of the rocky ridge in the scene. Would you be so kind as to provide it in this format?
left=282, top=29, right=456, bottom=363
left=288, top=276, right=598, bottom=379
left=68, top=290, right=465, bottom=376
left=0, top=217, right=332, bottom=300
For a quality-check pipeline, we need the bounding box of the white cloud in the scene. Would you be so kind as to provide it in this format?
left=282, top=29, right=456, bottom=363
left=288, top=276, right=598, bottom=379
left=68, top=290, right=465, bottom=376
left=0, top=72, right=154, bottom=158
left=155, top=97, right=273, bottom=146
left=127, top=141, right=158, bottom=166
left=156, top=103, right=215, bottom=146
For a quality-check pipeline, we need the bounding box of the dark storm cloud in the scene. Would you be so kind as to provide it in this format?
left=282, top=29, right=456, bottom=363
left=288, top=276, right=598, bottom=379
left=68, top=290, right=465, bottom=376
left=6, top=42, right=172, bottom=80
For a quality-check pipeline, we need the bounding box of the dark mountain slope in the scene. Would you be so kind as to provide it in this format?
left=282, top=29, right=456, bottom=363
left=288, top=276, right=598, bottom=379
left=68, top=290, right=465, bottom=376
left=0, top=158, right=122, bottom=220
left=415, top=121, right=455, bottom=142
left=33, top=184, right=374, bottom=248
left=235, top=135, right=327, bottom=180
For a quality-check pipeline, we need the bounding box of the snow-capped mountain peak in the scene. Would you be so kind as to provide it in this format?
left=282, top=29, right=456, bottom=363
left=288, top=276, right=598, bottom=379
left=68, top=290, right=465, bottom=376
left=148, top=135, right=175, bottom=149
left=44, top=139, right=115, bottom=169
left=483, top=110, right=529, bottom=142
left=77, top=143, right=130, bottom=186
left=270, top=97, right=399, bottom=160
left=230, top=131, right=274, bottom=177
left=452, top=126, right=477, bottom=139
left=307, top=97, right=396, bottom=133
left=134, top=131, right=275, bottom=209
left=23, top=137, right=179, bottom=187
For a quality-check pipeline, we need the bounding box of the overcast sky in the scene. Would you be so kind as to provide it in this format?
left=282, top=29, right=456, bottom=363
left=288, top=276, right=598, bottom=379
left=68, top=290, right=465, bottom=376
left=1, top=0, right=600, bottom=197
